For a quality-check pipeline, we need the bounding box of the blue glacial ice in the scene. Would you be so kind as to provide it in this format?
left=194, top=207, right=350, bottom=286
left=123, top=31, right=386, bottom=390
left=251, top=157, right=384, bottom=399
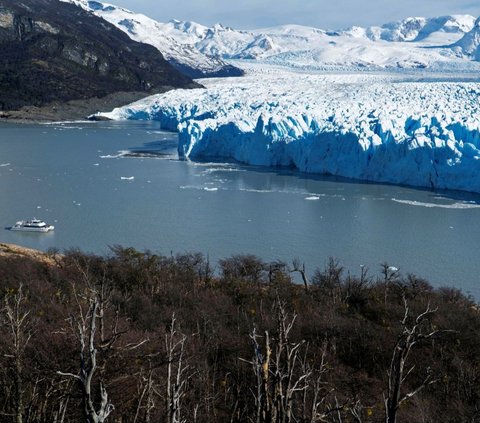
left=100, top=69, right=480, bottom=193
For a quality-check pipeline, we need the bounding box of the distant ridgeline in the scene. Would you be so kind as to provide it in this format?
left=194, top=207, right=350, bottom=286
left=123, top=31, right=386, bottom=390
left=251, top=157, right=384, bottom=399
left=0, top=0, right=199, bottom=111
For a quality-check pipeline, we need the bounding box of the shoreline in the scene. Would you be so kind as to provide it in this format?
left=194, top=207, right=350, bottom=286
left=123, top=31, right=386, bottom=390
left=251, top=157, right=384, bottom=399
left=0, top=90, right=166, bottom=124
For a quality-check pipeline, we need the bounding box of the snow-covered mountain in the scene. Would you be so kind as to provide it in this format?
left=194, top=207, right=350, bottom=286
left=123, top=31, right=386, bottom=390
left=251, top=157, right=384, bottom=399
left=60, top=0, right=243, bottom=78
left=149, top=16, right=476, bottom=57
left=182, top=15, right=478, bottom=70
left=99, top=65, right=480, bottom=193
left=340, top=15, right=476, bottom=43
left=58, top=0, right=480, bottom=71
left=452, top=18, right=480, bottom=60
left=145, top=14, right=479, bottom=70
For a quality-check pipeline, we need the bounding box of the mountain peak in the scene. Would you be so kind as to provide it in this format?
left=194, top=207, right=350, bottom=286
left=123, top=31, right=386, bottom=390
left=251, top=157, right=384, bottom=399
left=63, top=0, right=243, bottom=78
left=452, top=17, right=480, bottom=59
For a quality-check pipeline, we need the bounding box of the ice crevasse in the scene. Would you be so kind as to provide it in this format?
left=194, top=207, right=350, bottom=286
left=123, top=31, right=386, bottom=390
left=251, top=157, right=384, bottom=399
left=101, top=72, right=480, bottom=193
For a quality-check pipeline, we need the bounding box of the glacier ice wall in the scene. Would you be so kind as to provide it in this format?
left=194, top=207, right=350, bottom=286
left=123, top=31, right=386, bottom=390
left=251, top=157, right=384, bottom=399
left=101, top=69, right=480, bottom=193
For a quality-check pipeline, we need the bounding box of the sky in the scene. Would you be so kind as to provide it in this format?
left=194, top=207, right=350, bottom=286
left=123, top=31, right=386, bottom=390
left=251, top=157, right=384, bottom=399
left=110, top=0, right=480, bottom=29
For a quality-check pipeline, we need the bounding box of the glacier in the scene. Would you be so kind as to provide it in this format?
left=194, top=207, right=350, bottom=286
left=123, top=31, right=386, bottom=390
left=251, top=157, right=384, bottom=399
left=99, top=65, right=480, bottom=193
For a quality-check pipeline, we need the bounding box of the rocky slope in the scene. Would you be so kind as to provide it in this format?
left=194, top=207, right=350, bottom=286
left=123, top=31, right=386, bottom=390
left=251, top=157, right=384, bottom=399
left=0, top=0, right=199, bottom=112
left=62, top=0, right=244, bottom=78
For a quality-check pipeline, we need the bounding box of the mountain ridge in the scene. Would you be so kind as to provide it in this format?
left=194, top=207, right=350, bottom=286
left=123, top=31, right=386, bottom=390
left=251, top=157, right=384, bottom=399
left=0, top=0, right=200, bottom=112
left=58, top=0, right=480, bottom=71
left=62, top=0, right=244, bottom=78
left=86, top=7, right=479, bottom=70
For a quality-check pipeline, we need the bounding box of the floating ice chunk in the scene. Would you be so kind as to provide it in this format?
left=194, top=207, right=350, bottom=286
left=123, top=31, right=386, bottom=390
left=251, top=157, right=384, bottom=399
left=392, top=198, right=480, bottom=209
left=0, top=163, right=10, bottom=167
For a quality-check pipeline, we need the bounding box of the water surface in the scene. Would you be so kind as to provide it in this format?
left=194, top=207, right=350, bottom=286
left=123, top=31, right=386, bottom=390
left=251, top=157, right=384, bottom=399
left=0, top=121, right=479, bottom=297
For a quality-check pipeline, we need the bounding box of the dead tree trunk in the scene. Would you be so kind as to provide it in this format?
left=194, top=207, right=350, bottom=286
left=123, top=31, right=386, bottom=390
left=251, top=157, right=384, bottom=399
left=165, top=313, right=189, bottom=423
left=247, top=328, right=273, bottom=423
left=58, top=297, right=114, bottom=423
left=273, top=301, right=309, bottom=423
left=384, top=296, right=448, bottom=423
left=291, top=259, right=309, bottom=292
left=2, top=284, right=34, bottom=423
left=243, top=300, right=310, bottom=423
left=380, top=264, right=399, bottom=308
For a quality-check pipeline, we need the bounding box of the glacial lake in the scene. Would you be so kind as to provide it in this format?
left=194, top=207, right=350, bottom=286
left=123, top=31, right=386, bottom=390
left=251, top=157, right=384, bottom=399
left=1, top=120, right=480, bottom=297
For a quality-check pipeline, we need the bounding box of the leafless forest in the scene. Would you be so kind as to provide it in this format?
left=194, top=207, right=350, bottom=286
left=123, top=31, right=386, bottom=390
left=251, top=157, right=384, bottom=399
left=0, top=247, right=479, bottom=423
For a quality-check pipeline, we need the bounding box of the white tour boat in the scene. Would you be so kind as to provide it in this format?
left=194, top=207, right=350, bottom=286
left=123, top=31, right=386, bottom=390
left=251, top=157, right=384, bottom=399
left=11, top=219, right=55, bottom=233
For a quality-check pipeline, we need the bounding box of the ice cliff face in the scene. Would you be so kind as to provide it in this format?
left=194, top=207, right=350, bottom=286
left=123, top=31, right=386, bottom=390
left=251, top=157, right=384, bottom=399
left=100, top=66, right=480, bottom=193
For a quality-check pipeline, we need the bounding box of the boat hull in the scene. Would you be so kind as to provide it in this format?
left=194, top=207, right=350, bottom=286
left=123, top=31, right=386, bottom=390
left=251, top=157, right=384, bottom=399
left=10, top=225, right=54, bottom=233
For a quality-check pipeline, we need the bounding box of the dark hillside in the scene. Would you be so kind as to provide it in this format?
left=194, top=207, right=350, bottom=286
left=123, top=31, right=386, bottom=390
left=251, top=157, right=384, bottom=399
left=0, top=0, right=200, bottom=111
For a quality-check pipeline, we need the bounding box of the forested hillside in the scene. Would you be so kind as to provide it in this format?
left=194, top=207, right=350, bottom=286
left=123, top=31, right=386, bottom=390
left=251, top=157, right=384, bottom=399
left=0, top=245, right=478, bottom=422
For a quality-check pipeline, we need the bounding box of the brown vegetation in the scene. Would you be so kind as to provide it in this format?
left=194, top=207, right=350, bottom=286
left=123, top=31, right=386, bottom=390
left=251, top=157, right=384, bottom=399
left=0, top=246, right=478, bottom=422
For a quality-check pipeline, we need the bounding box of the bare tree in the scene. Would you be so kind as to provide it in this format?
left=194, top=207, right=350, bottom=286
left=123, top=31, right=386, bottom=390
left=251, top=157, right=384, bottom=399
left=380, top=264, right=400, bottom=308
left=133, top=366, right=156, bottom=423
left=384, top=296, right=452, bottom=423
left=291, top=259, right=309, bottom=291
left=165, top=313, right=189, bottom=423
left=58, top=294, right=114, bottom=423
left=242, top=300, right=313, bottom=423
left=300, top=341, right=339, bottom=423
left=2, top=284, right=34, bottom=423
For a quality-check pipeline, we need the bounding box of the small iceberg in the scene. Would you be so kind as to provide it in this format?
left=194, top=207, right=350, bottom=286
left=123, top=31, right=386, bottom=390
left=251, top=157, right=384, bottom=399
left=392, top=198, right=480, bottom=209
